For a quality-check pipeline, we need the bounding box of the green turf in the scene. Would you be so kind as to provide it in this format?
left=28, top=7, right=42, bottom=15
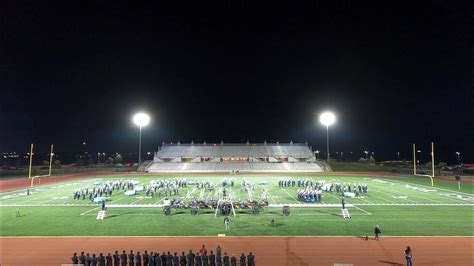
left=1, top=206, right=472, bottom=236
left=1, top=174, right=473, bottom=236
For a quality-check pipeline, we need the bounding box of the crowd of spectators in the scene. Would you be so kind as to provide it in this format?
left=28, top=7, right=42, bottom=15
left=70, top=245, right=255, bottom=266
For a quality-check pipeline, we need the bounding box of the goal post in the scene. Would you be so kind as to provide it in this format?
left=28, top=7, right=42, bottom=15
left=412, top=142, right=435, bottom=186
left=29, top=144, right=55, bottom=187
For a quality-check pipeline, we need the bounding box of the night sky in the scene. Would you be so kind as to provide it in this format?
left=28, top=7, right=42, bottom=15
left=1, top=2, right=473, bottom=162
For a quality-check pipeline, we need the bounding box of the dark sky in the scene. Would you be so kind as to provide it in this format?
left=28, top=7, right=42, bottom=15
left=1, top=1, right=473, bottom=162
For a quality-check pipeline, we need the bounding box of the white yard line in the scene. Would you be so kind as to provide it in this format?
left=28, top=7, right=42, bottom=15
left=80, top=207, right=100, bottom=216
left=280, top=188, right=301, bottom=204
left=345, top=176, right=441, bottom=204
left=263, top=185, right=277, bottom=204
left=387, top=178, right=474, bottom=196
left=352, top=205, right=372, bottom=215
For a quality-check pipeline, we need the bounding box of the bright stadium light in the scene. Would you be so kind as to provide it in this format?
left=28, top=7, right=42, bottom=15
left=133, top=113, right=150, bottom=127
left=320, top=112, right=336, bottom=127
left=133, top=112, right=150, bottom=167
left=319, top=111, right=336, bottom=162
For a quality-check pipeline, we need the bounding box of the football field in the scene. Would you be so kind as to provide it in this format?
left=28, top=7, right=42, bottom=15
left=1, top=173, right=473, bottom=236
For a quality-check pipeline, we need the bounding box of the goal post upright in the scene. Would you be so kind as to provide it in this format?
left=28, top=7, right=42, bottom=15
left=29, top=143, right=55, bottom=187
left=28, top=143, right=34, bottom=179
left=412, top=143, right=416, bottom=175
left=48, top=144, right=54, bottom=176
left=431, top=141, right=435, bottom=178
left=412, top=142, right=434, bottom=187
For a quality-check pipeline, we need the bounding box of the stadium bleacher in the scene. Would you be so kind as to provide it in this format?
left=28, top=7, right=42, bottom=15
left=143, top=143, right=328, bottom=173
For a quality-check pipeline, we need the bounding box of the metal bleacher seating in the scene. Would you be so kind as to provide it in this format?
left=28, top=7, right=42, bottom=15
left=144, top=142, right=327, bottom=173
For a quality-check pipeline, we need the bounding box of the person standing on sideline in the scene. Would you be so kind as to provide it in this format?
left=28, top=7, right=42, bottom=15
left=120, top=250, right=127, bottom=266
left=455, top=175, right=461, bottom=190
left=71, top=253, right=79, bottom=265
left=404, top=246, right=413, bottom=266
left=136, top=251, right=142, bottom=266
left=113, top=251, right=120, bottom=266
left=106, top=253, right=112, bottom=266
left=224, top=216, right=230, bottom=230
left=180, top=251, right=187, bottom=266
left=16, top=208, right=21, bottom=217
left=247, top=252, right=255, bottom=266
left=223, top=253, right=230, bottom=266
left=79, top=252, right=86, bottom=265
left=341, top=196, right=345, bottom=209
left=239, top=253, right=246, bottom=266
left=229, top=255, right=236, bottom=266
left=186, top=250, right=194, bottom=266
left=128, top=250, right=134, bottom=266
left=85, top=253, right=91, bottom=266
left=374, top=225, right=381, bottom=240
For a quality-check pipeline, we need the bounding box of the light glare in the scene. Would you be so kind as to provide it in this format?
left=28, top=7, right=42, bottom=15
left=319, top=112, right=336, bottom=126
left=133, top=113, right=150, bottom=127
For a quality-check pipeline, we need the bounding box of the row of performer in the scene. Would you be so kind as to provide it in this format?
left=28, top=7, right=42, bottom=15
left=71, top=246, right=256, bottom=266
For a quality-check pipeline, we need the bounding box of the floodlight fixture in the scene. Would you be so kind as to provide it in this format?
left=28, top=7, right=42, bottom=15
left=133, top=112, right=151, bottom=168
left=319, top=111, right=336, bottom=162
left=319, top=112, right=336, bottom=126
left=133, top=113, right=150, bottom=127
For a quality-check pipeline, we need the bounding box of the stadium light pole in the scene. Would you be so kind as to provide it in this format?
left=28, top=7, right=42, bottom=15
left=319, top=112, right=336, bottom=162
left=133, top=112, right=150, bottom=167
